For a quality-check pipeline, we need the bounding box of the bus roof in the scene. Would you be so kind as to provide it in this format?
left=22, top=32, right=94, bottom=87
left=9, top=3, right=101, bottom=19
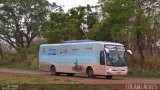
left=63, top=39, right=96, bottom=43
left=40, top=40, right=123, bottom=47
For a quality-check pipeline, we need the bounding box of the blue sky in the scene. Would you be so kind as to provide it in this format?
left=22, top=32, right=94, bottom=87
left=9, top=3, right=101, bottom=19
left=48, top=0, right=98, bottom=12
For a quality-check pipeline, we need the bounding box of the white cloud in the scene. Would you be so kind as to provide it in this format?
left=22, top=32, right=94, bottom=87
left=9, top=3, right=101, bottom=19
left=48, top=0, right=98, bottom=12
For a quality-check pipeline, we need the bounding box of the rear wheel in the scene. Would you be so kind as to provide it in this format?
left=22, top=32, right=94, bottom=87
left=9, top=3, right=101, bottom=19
left=87, top=67, right=95, bottom=78
left=50, top=66, right=59, bottom=76
left=106, top=75, right=113, bottom=79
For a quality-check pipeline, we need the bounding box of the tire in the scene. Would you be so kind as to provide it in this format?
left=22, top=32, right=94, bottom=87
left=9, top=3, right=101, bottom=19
left=50, top=66, right=59, bottom=76
left=87, top=67, right=95, bottom=78
left=67, top=73, right=75, bottom=76
left=106, top=75, right=113, bottom=79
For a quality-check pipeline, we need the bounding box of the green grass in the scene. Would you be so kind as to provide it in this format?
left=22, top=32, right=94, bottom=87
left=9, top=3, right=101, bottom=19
left=0, top=65, right=39, bottom=71
left=0, top=84, right=122, bottom=90
left=53, top=78, right=60, bottom=81
left=128, top=70, right=160, bottom=78
left=0, top=73, right=122, bottom=90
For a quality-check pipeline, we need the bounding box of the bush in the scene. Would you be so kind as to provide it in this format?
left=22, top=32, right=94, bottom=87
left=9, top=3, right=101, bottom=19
left=128, top=53, right=160, bottom=74
left=0, top=45, right=39, bottom=68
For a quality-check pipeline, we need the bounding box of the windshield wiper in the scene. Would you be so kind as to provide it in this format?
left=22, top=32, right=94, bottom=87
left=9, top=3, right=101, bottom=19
left=116, top=47, right=125, bottom=66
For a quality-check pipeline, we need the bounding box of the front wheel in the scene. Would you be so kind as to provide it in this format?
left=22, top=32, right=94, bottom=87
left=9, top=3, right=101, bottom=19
left=106, top=75, right=113, bottom=79
left=87, top=68, right=95, bottom=78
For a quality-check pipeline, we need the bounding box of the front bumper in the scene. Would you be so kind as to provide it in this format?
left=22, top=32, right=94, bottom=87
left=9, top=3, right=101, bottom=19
left=105, top=67, right=128, bottom=75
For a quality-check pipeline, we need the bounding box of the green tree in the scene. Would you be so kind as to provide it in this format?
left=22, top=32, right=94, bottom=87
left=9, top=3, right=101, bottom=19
left=89, top=0, right=135, bottom=42
left=0, top=0, right=58, bottom=50
left=44, top=12, right=77, bottom=43
left=68, top=5, right=98, bottom=39
left=46, top=5, right=98, bottom=43
left=90, top=0, right=160, bottom=67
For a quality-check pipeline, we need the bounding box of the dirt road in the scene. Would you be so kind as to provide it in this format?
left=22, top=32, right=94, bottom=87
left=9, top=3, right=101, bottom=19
left=0, top=68, right=160, bottom=84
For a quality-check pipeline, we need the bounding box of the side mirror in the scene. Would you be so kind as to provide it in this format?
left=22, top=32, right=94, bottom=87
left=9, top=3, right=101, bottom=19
left=105, top=48, right=109, bottom=53
left=127, top=50, right=132, bottom=55
left=105, top=48, right=109, bottom=57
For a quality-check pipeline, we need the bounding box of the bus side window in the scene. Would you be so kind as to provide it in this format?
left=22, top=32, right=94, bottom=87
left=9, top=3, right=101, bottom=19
left=100, top=51, right=105, bottom=65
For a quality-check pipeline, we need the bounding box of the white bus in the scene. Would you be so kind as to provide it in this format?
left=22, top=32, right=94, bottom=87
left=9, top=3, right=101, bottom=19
left=39, top=40, right=132, bottom=79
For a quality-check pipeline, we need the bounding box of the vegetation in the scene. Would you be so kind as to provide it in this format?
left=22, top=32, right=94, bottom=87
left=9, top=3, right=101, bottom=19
left=128, top=71, right=160, bottom=78
left=0, top=0, right=160, bottom=76
left=0, top=73, right=123, bottom=90
left=0, top=65, right=39, bottom=71
left=0, top=41, right=40, bottom=70
left=0, top=0, right=59, bottom=50
left=89, top=0, right=160, bottom=68
left=44, top=5, right=98, bottom=43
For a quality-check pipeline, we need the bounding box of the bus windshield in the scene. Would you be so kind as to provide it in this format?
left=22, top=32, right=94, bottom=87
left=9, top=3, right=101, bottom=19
left=105, top=45, right=127, bottom=67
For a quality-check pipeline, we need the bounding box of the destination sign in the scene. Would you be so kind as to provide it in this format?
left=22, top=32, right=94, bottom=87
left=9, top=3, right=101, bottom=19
left=105, top=45, right=125, bottom=51
left=105, top=45, right=116, bottom=50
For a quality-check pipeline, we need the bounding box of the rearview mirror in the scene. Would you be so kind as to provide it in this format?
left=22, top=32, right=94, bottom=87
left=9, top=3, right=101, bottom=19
left=105, top=48, right=109, bottom=57
left=105, top=48, right=109, bottom=53
left=127, top=50, right=132, bottom=55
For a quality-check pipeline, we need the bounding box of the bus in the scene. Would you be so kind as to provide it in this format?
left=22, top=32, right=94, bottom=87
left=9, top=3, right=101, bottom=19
left=39, top=40, right=132, bottom=79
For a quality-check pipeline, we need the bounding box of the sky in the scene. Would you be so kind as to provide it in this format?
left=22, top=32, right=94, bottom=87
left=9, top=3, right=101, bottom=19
left=48, top=0, right=98, bottom=12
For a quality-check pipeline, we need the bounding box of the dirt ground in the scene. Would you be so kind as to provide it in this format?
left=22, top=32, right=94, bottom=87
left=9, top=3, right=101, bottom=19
left=0, top=68, right=160, bottom=84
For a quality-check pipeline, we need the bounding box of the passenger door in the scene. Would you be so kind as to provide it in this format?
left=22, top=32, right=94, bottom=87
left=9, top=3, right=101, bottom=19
left=95, top=51, right=106, bottom=75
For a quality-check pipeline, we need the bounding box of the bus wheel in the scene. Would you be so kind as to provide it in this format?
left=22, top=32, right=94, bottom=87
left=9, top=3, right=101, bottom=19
left=67, top=73, right=75, bottom=76
left=106, top=75, right=113, bottom=79
left=87, top=67, right=95, bottom=78
left=50, top=66, right=58, bottom=76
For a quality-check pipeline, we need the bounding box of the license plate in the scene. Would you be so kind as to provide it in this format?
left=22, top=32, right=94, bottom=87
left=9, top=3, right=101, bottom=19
left=117, top=72, right=121, bottom=75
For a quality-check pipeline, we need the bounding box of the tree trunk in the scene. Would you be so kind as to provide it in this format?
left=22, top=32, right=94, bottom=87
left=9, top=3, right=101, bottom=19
left=0, top=44, right=3, bottom=60
left=136, top=31, right=145, bottom=67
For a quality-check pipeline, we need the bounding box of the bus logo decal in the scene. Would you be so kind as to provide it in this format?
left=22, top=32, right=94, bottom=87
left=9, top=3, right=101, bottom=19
left=72, top=60, right=84, bottom=72
left=60, top=48, right=67, bottom=55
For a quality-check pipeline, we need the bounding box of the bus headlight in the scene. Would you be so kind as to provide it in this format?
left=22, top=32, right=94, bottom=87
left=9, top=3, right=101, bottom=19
left=106, top=68, right=112, bottom=71
left=108, top=68, right=112, bottom=71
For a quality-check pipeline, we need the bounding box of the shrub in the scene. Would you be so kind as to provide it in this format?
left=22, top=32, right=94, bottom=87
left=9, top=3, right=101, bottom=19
left=0, top=45, right=39, bottom=68
left=128, top=53, right=160, bottom=73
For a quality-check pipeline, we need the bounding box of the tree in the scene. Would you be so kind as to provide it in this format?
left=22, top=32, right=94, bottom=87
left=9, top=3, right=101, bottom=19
left=46, top=5, right=98, bottom=43
left=44, top=12, right=77, bottom=43
left=0, top=42, right=3, bottom=59
left=68, top=5, right=98, bottom=39
left=130, top=0, right=159, bottom=66
left=0, top=0, right=58, bottom=50
left=94, top=0, right=160, bottom=67
left=89, top=0, right=135, bottom=42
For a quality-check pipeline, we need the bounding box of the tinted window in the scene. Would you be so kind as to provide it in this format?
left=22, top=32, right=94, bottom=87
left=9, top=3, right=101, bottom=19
left=100, top=51, right=105, bottom=65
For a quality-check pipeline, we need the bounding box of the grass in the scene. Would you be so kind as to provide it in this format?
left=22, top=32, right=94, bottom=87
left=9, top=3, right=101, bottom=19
left=128, top=70, right=160, bottom=78
left=53, top=78, right=60, bottom=81
left=0, top=71, right=159, bottom=90
left=0, top=83, right=122, bottom=90
left=16, top=84, right=121, bottom=90
left=0, top=65, right=39, bottom=71
left=0, top=73, right=47, bottom=84
left=64, top=79, right=77, bottom=84
left=0, top=73, right=115, bottom=90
